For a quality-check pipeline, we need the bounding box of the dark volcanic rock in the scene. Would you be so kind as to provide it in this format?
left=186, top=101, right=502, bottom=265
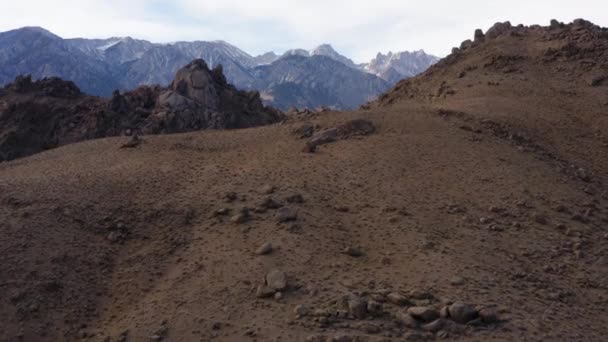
left=0, top=60, right=284, bottom=161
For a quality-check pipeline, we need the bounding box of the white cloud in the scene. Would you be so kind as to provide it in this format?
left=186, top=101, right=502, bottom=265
left=0, top=0, right=606, bottom=62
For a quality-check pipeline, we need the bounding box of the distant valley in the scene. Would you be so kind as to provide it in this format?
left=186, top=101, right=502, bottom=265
left=0, top=27, right=438, bottom=109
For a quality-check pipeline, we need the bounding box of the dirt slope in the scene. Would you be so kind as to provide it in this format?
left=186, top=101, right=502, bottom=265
left=1, top=20, right=608, bottom=342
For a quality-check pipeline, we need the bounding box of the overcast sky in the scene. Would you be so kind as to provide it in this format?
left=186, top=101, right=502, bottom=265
left=1, top=0, right=606, bottom=62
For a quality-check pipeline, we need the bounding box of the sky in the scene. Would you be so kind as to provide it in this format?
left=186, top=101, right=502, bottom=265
left=0, top=0, right=606, bottom=62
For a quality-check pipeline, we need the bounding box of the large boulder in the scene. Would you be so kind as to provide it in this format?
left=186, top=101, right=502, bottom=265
left=171, top=59, right=220, bottom=110
left=486, top=22, right=512, bottom=39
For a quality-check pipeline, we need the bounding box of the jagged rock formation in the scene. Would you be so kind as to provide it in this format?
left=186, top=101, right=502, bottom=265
left=0, top=60, right=283, bottom=161
left=364, top=50, right=440, bottom=84
left=252, top=55, right=390, bottom=110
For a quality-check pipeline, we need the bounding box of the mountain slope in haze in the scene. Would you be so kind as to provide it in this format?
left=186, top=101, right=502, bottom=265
left=0, top=27, right=118, bottom=96
left=252, top=55, right=391, bottom=110
left=0, top=27, right=438, bottom=108
left=365, top=50, right=440, bottom=84
left=2, top=18, right=608, bottom=342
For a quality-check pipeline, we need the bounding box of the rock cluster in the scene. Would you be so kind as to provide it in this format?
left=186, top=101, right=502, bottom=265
left=293, top=289, right=501, bottom=339
left=304, top=119, right=376, bottom=152
left=0, top=59, right=285, bottom=161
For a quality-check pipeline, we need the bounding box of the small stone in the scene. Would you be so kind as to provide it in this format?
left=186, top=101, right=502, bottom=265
left=348, top=297, right=368, bottom=319
left=422, top=319, right=449, bottom=333
left=450, top=276, right=465, bottom=286
left=331, top=334, right=353, bottom=342
left=265, top=269, right=288, bottom=290
left=256, top=242, right=273, bottom=255
left=576, top=168, right=591, bottom=182
left=478, top=307, right=499, bottom=323
left=407, top=307, right=440, bottom=323
left=294, top=304, right=311, bottom=317
left=256, top=285, right=275, bottom=298
left=533, top=213, right=548, bottom=225
left=306, top=334, right=327, bottom=342
left=387, top=292, right=409, bottom=306
left=107, top=231, right=121, bottom=242
left=230, top=208, right=250, bottom=224
left=479, top=217, right=493, bottom=224
left=274, top=292, right=283, bottom=300
left=396, top=311, right=419, bottom=328
left=214, top=208, right=231, bottom=216
left=357, top=322, right=381, bottom=334
left=260, top=184, right=276, bottom=194
left=440, top=306, right=450, bottom=318
left=448, top=302, right=478, bottom=324
left=366, top=300, right=384, bottom=317
left=276, top=207, right=298, bottom=222
left=224, top=192, right=238, bottom=203
left=403, top=332, right=430, bottom=341
left=260, top=196, right=283, bottom=209
left=343, top=247, right=364, bottom=257
left=286, top=193, right=305, bottom=203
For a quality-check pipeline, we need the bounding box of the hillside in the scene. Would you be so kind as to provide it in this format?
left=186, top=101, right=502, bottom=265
left=1, top=19, right=607, bottom=342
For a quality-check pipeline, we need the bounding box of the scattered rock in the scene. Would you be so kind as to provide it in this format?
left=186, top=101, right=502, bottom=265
left=224, top=192, right=238, bottom=203
left=214, top=208, right=231, bottom=216
left=478, top=306, right=499, bottom=323
left=256, top=242, right=273, bottom=255
left=294, top=304, right=311, bottom=317
left=387, top=292, right=409, bottom=306
left=265, top=269, right=288, bottom=290
left=422, top=318, right=449, bottom=333
left=348, top=296, right=368, bottom=319
left=285, top=193, right=305, bottom=203
left=259, top=196, right=283, bottom=209
left=366, top=300, right=384, bottom=317
left=533, top=213, right=549, bottom=225
left=276, top=207, right=298, bottom=222
left=230, top=208, right=250, bottom=224
left=120, top=134, right=142, bottom=149
left=576, top=168, right=591, bottom=182
left=403, top=332, right=431, bottom=342
left=260, top=184, right=276, bottom=194
left=256, top=285, right=276, bottom=299
left=293, top=122, right=315, bottom=139
left=407, top=307, right=440, bottom=323
left=305, top=119, right=375, bottom=152
left=450, top=276, right=465, bottom=286
left=396, top=311, right=420, bottom=328
left=448, top=302, right=479, bottom=324
left=590, top=74, right=606, bottom=87
left=342, top=247, right=364, bottom=257
left=306, top=334, right=327, bottom=342
left=331, top=334, right=353, bottom=342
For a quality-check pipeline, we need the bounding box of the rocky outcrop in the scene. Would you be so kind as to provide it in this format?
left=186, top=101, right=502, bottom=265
left=0, top=60, right=284, bottom=161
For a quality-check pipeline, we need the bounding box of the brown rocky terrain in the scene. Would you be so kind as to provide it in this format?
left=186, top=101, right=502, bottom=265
left=0, top=59, right=283, bottom=161
left=1, top=20, right=607, bottom=342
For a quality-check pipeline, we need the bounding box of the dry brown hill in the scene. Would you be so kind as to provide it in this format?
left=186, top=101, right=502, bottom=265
left=1, top=20, right=607, bottom=342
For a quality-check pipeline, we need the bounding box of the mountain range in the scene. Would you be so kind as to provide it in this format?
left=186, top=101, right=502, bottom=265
left=0, top=27, right=439, bottom=110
